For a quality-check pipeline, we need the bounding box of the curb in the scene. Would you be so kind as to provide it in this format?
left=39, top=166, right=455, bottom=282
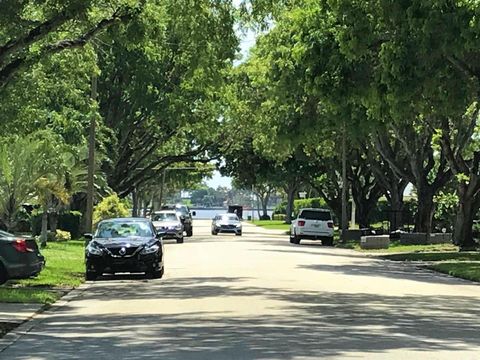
left=0, top=283, right=91, bottom=354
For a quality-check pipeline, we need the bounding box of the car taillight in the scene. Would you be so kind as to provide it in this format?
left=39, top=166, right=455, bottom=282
left=12, top=239, right=31, bottom=253
left=327, top=222, right=334, bottom=228
left=298, top=220, right=305, bottom=227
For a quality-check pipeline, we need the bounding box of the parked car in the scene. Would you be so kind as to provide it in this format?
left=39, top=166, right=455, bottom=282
left=211, top=213, right=242, bottom=236
left=0, top=230, right=45, bottom=285
left=151, top=210, right=184, bottom=243
left=290, top=208, right=334, bottom=246
left=84, top=218, right=164, bottom=281
left=161, top=204, right=196, bottom=237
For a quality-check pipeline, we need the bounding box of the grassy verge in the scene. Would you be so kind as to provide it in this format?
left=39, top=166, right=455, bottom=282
left=250, top=220, right=290, bottom=231
left=380, top=251, right=480, bottom=282
left=0, top=240, right=85, bottom=304
left=337, top=240, right=458, bottom=253
left=427, top=262, right=480, bottom=282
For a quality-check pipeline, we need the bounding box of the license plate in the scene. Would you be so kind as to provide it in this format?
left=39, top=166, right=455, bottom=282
left=312, top=224, right=319, bottom=228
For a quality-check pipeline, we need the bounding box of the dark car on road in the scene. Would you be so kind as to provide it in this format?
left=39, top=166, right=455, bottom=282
left=211, top=213, right=242, bottom=236
left=0, top=230, right=45, bottom=285
left=161, top=204, right=195, bottom=237
left=84, top=218, right=164, bottom=281
left=151, top=210, right=184, bottom=243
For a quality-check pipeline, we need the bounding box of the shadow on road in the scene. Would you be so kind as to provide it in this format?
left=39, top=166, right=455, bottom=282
left=8, top=274, right=480, bottom=359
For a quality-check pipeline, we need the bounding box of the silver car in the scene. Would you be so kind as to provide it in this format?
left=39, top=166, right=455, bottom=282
left=211, top=213, right=242, bottom=236
left=151, top=211, right=184, bottom=243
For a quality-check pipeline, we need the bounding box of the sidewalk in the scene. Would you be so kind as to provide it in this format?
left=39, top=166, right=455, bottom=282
left=0, top=303, right=44, bottom=324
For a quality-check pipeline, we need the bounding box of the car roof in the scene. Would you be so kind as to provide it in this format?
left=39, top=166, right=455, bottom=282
left=154, top=210, right=177, bottom=214
left=299, top=208, right=331, bottom=212
left=98, top=217, right=151, bottom=223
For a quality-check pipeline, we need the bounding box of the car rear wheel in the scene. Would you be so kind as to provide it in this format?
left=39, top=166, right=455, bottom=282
left=290, top=233, right=300, bottom=244
left=0, top=262, right=8, bottom=285
left=322, top=237, right=334, bottom=246
left=186, top=228, right=193, bottom=237
left=85, top=271, right=97, bottom=281
left=236, top=232, right=242, bottom=236
left=211, top=230, right=218, bottom=235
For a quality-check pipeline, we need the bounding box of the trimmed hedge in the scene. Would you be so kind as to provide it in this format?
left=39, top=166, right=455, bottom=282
left=31, top=211, right=82, bottom=239
left=274, top=198, right=330, bottom=219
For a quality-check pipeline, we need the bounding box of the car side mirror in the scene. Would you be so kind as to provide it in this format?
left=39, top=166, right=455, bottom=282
left=192, top=211, right=196, bottom=216
left=84, top=233, right=93, bottom=240
left=156, top=233, right=163, bottom=239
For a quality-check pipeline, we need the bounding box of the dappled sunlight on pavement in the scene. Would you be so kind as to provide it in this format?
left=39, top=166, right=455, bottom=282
left=2, top=220, right=480, bottom=359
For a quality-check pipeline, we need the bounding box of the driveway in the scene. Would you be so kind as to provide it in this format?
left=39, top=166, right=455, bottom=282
left=1, top=220, right=480, bottom=359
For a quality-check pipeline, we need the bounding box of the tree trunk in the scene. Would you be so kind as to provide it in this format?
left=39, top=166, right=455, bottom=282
left=262, top=192, right=270, bottom=218
left=389, top=187, right=405, bottom=232
left=285, top=186, right=296, bottom=224
left=49, top=211, right=59, bottom=234
left=132, top=188, right=138, bottom=217
left=454, top=183, right=479, bottom=250
left=40, top=208, right=49, bottom=248
left=414, top=185, right=434, bottom=235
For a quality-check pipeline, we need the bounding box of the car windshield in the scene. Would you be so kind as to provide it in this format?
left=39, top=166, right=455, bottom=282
left=96, top=221, right=153, bottom=238
left=220, top=214, right=239, bottom=221
left=300, top=210, right=331, bottom=221
left=152, top=213, right=177, bottom=221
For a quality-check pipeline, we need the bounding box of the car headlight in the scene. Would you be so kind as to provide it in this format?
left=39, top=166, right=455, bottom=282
left=86, top=241, right=103, bottom=256
left=141, top=243, right=159, bottom=255
left=236, top=224, right=242, bottom=228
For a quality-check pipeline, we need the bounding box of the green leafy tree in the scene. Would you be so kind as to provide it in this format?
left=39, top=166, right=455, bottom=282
left=96, top=0, right=238, bottom=198
left=0, top=0, right=139, bottom=89
left=93, top=194, right=129, bottom=225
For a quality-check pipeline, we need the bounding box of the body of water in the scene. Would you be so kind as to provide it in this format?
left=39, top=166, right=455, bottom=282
left=191, top=208, right=273, bottom=220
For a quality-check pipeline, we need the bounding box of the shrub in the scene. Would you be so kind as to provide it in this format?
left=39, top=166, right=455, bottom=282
left=55, top=229, right=71, bottom=241
left=293, top=198, right=327, bottom=217
left=93, top=193, right=130, bottom=225
left=58, top=211, right=82, bottom=239
left=272, top=213, right=286, bottom=221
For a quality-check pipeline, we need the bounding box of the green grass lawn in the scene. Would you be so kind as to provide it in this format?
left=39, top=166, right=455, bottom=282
left=380, top=250, right=480, bottom=282
left=337, top=240, right=458, bottom=253
left=0, top=240, right=85, bottom=304
left=250, top=220, right=290, bottom=231
left=427, top=262, right=480, bottom=282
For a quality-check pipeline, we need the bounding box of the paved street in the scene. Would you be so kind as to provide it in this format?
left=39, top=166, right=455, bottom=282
left=1, top=220, right=480, bottom=359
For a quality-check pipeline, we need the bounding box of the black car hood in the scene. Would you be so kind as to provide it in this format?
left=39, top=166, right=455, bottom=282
left=93, top=237, right=154, bottom=248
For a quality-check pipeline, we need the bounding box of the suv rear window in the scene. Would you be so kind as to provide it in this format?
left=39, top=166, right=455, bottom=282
left=299, top=210, right=331, bottom=221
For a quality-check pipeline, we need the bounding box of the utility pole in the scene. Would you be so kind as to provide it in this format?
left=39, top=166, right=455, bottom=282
left=85, top=73, right=97, bottom=234
left=341, top=121, right=348, bottom=243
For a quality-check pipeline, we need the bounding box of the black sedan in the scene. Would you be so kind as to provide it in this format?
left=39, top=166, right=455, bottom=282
left=0, top=230, right=45, bottom=285
left=84, top=218, right=164, bottom=281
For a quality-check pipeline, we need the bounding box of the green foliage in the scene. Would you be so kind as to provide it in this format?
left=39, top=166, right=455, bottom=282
left=272, top=213, right=286, bottom=221
left=58, top=211, right=82, bottom=239
left=55, top=229, right=72, bottom=242
left=93, top=193, right=130, bottom=224
left=274, top=198, right=328, bottom=216
left=433, top=191, right=459, bottom=231
left=0, top=131, right=71, bottom=230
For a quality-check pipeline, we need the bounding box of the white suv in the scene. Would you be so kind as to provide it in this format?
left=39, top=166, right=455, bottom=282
left=290, top=208, right=334, bottom=246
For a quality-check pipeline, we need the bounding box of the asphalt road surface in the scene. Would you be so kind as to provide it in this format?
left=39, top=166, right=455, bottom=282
left=1, top=220, right=480, bottom=359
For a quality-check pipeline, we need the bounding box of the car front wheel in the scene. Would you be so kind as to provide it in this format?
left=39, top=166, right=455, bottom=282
left=177, top=237, right=184, bottom=244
